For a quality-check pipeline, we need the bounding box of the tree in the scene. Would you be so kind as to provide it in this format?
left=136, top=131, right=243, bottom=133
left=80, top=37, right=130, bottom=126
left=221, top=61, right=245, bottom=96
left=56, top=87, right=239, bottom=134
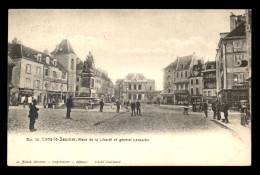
left=146, top=91, right=155, bottom=103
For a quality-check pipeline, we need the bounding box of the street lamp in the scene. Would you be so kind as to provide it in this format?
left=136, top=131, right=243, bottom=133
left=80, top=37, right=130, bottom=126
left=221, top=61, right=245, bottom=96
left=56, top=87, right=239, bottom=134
left=60, top=84, right=63, bottom=103
left=126, top=86, right=129, bottom=101
left=44, top=83, right=48, bottom=108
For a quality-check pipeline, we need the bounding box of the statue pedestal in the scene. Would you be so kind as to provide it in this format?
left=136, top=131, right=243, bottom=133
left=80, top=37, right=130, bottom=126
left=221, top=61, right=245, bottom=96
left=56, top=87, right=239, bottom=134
left=73, top=71, right=100, bottom=109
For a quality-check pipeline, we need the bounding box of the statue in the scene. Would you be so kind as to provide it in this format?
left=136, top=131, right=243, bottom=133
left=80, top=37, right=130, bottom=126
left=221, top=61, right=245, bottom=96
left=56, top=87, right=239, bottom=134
left=82, top=51, right=95, bottom=73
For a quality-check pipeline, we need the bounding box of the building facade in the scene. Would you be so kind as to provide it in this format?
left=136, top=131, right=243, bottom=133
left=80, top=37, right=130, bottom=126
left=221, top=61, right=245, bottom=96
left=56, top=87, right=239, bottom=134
left=189, top=60, right=204, bottom=104
left=115, top=73, right=155, bottom=102
left=216, top=13, right=249, bottom=108
left=245, top=9, right=252, bottom=113
left=51, top=39, right=78, bottom=97
left=162, top=53, right=199, bottom=104
left=8, top=38, right=68, bottom=106
left=202, top=61, right=217, bottom=103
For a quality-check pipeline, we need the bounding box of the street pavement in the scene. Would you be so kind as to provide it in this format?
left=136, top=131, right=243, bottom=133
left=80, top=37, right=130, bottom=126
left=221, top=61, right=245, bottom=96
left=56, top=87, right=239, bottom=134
left=8, top=103, right=251, bottom=165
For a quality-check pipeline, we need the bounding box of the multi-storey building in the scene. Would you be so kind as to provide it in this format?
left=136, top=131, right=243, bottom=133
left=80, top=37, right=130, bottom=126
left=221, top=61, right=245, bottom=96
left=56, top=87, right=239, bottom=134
left=202, top=61, right=217, bottom=103
left=115, top=73, right=155, bottom=102
left=189, top=59, right=204, bottom=104
left=76, top=52, right=114, bottom=102
left=8, top=38, right=68, bottom=106
left=162, top=53, right=199, bottom=104
left=51, top=39, right=79, bottom=97
left=216, top=13, right=249, bottom=108
left=245, top=9, right=252, bottom=112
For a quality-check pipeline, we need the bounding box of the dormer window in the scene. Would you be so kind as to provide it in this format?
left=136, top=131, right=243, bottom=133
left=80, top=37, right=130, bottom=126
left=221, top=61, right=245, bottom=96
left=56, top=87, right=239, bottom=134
left=53, top=59, right=57, bottom=67
left=46, top=57, right=50, bottom=64
left=37, top=54, right=42, bottom=62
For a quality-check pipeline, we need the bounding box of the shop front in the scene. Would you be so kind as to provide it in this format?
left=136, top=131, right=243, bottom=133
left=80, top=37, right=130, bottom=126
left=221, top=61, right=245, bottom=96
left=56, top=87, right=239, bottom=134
left=175, top=90, right=190, bottom=104
left=162, top=93, right=175, bottom=104
left=219, top=85, right=249, bottom=109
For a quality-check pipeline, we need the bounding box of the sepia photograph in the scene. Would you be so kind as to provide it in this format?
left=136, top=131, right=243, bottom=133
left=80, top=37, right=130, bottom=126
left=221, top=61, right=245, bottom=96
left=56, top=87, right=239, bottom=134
left=7, top=9, right=251, bottom=166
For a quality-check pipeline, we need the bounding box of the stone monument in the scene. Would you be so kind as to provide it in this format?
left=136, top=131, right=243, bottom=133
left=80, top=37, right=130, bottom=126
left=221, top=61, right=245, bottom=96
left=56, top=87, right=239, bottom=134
left=73, top=52, right=99, bottom=109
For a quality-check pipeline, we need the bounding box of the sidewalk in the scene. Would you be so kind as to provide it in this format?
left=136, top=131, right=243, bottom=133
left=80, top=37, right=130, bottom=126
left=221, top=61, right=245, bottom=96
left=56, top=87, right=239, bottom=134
left=203, top=110, right=251, bottom=143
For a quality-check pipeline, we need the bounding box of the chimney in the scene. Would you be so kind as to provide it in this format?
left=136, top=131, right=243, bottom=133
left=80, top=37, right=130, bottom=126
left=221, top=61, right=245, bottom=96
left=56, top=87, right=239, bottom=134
left=230, top=12, right=237, bottom=32
left=12, top=37, right=18, bottom=44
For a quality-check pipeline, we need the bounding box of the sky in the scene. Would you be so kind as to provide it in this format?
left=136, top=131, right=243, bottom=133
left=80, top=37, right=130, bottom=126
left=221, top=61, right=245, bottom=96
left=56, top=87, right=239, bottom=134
left=8, top=9, right=245, bottom=90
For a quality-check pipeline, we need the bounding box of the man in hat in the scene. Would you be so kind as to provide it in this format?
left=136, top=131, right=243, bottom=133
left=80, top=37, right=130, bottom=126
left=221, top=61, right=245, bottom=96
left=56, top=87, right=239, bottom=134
left=136, top=100, right=142, bottom=116
left=116, top=99, right=120, bottom=113
left=28, top=99, right=39, bottom=132
left=223, top=102, right=229, bottom=123
left=131, top=100, right=136, bottom=116
left=100, top=99, right=104, bottom=112
left=66, top=96, right=74, bottom=119
left=203, top=102, right=208, bottom=118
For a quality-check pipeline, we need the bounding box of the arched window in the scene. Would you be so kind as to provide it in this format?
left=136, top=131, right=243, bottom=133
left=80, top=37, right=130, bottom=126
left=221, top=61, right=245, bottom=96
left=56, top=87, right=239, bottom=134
left=71, top=59, right=74, bottom=70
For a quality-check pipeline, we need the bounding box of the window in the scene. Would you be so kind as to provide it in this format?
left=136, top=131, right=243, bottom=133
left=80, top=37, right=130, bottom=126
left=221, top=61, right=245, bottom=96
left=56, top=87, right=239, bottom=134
left=62, top=72, right=66, bottom=79
left=138, top=94, right=142, bottom=100
left=34, top=80, right=41, bottom=89
left=91, top=78, right=95, bottom=88
left=196, top=79, right=199, bottom=85
left=129, top=84, right=131, bottom=90
left=45, top=69, right=49, bottom=76
left=168, top=82, right=170, bottom=86
left=25, top=78, right=31, bottom=88
left=71, top=59, right=74, bottom=70
left=176, top=72, right=178, bottom=78
left=53, top=71, right=57, bottom=78
left=181, top=72, right=183, bottom=77
left=191, top=79, right=193, bottom=85
left=76, top=77, right=80, bottom=82
left=181, top=84, right=183, bottom=89
left=168, top=89, right=171, bottom=93
left=196, top=88, right=199, bottom=94
left=46, top=57, right=50, bottom=64
left=168, top=75, right=170, bottom=78
left=182, top=63, right=184, bottom=69
left=134, top=85, right=136, bottom=90
left=191, top=88, right=193, bottom=95
left=233, top=40, right=242, bottom=49
left=203, top=91, right=207, bottom=96
left=129, top=93, right=132, bottom=100
left=168, top=70, right=171, bottom=73
left=238, top=73, right=244, bottom=83
left=26, top=64, right=31, bottom=73
left=185, top=83, right=188, bottom=90
left=234, top=54, right=243, bottom=66
left=76, top=86, right=79, bottom=91
left=53, top=59, right=57, bottom=66
left=36, top=66, right=41, bottom=74
left=133, top=94, right=137, bottom=100
left=185, top=71, right=187, bottom=77
left=138, top=85, right=141, bottom=90
left=150, top=87, right=152, bottom=90
left=208, top=91, right=211, bottom=96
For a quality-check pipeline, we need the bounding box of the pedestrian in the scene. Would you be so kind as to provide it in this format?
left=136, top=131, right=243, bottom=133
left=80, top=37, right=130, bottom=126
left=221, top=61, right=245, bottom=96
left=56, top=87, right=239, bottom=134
left=203, top=102, right=208, bottom=118
left=28, top=99, right=39, bottom=132
left=223, top=102, right=229, bottom=123
left=192, top=102, right=196, bottom=112
left=220, top=102, right=225, bottom=121
left=212, top=101, right=216, bottom=119
left=100, top=99, right=104, bottom=112
left=116, top=100, right=120, bottom=113
left=216, top=100, right=221, bottom=120
left=136, top=100, right=142, bottom=116
left=240, top=105, right=249, bottom=126
left=131, top=100, right=136, bottom=116
left=66, top=96, right=73, bottom=119
left=183, top=100, right=189, bottom=115
left=126, top=100, right=130, bottom=112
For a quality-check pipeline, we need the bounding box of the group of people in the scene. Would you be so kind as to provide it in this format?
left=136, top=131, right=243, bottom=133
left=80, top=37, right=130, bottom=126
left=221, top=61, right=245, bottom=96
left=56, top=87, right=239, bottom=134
left=104, top=99, right=142, bottom=116
left=189, top=100, right=230, bottom=123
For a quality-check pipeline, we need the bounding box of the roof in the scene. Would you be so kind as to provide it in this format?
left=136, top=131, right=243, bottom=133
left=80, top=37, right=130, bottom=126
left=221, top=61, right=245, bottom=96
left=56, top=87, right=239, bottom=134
left=51, top=39, right=76, bottom=55
left=176, top=55, right=193, bottom=71
left=225, top=21, right=246, bottom=38
left=125, top=73, right=146, bottom=81
left=164, top=59, right=177, bottom=70
left=204, top=61, right=216, bottom=70
left=8, top=43, right=68, bottom=72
